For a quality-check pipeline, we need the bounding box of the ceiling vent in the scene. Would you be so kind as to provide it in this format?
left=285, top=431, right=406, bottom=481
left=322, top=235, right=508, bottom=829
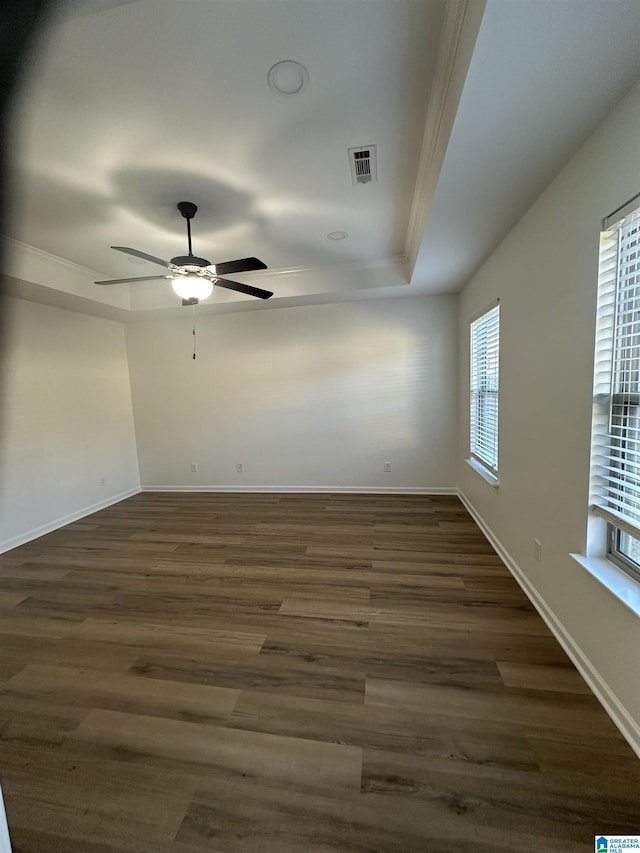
left=348, top=145, right=377, bottom=185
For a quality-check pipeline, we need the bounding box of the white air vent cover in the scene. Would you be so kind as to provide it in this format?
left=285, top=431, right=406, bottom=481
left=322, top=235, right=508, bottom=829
left=348, top=145, right=377, bottom=185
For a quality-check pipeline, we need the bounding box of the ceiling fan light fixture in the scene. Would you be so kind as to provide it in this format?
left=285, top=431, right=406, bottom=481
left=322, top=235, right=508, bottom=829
left=171, top=275, right=213, bottom=301
left=96, top=202, right=272, bottom=299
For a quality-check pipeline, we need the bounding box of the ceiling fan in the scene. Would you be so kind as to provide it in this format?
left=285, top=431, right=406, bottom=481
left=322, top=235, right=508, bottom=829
left=95, top=201, right=273, bottom=304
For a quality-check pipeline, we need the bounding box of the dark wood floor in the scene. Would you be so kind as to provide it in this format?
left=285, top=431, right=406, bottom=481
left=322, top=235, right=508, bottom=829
left=0, top=493, right=638, bottom=852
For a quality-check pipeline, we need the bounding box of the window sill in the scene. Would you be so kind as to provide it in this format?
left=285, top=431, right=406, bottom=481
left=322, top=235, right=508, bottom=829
left=465, top=457, right=499, bottom=488
left=570, top=553, right=640, bottom=618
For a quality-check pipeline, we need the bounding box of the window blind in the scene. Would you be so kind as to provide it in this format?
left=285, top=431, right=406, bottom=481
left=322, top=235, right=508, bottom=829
left=470, top=303, right=500, bottom=473
left=591, top=200, right=640, bottom=532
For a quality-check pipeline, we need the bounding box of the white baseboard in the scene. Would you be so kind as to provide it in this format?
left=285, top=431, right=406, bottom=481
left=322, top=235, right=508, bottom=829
left=0, top=783, right=10, bottom=853
left=458, top=489, right=640, bottom=759
left=141, top=485, right=458, bottom=495
left=0, top=486, right=141, bottom=555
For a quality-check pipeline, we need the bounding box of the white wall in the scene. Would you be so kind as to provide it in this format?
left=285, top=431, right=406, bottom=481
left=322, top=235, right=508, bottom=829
left=458, top=81, right=640, bottom=746
left=125, top=295, right=457, bottom=491
left=0, top=297, right=140, bottom=551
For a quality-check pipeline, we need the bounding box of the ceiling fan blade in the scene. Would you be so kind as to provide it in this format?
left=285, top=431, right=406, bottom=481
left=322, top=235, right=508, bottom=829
left=213, top=257, right=267, bottom=276
left=214, top=277, right=273, bottom=300
left=95, top=275, right=169, bottom=285
left=111, top=246, right=171, bottom=268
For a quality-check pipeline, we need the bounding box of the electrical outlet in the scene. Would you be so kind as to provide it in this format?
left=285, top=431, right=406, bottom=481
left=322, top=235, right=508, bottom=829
left=236, top=463, right=243, bottom=473
left=99, top=476, right=106, bottom=487
left=383, top=462, right=391, bottom=473
left=190, top=463, right=198, bottom=473
left=533, top=539, right=542, bottom=562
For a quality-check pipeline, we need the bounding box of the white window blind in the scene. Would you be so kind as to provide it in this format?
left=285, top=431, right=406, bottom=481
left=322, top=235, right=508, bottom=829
left=470, top=303, right=500, bottom=473
left=591, top=199, right=640, bottom=533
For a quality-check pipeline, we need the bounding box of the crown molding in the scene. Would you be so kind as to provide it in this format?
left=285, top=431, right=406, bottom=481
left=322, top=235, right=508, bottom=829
left=244, top=254, right=407, bottom=281
left=5, top=237, right=405, bottom=285
left=4, top=238, right=412, bottom=318
left=4, top=237, right=131, bottom=312
left=404, top=0, right=486, bottom=278
left=4, top=236, right=105, bottom=280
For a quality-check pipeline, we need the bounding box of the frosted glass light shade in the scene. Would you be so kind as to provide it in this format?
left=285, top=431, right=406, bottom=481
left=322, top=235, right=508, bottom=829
left=171, top=275, right=214, bottom=300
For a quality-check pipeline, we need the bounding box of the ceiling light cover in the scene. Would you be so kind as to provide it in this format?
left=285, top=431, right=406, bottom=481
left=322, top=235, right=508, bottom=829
left=268, top=60, right=309, bottom=95
left=171, top=275, right=213, bottom=300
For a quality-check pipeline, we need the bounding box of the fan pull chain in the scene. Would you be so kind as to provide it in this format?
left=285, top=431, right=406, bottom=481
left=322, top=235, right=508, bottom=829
left=192, top=303, right=197, bottom=360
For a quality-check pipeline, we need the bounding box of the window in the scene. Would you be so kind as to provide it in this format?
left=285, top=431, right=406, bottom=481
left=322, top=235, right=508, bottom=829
left=590, top=195, right=640, bottom=582
left=470, top=303, right=500, bottom=476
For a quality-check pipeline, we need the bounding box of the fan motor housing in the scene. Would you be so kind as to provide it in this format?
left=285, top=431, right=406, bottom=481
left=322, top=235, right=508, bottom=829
left=170, top=255, right=211, bottom=268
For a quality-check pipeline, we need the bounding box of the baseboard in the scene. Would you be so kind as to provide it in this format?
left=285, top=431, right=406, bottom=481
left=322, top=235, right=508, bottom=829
left=0, top=486, right=141, bottom=554
left=457, top=489, right=640, bottom=759
left=0, top=783, right=10, bottom=853
left=141, top=485, right=458, bottom=495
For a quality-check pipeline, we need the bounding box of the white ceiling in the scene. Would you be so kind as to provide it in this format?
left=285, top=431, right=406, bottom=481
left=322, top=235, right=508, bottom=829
left=5, top=0, right=640, bottom=319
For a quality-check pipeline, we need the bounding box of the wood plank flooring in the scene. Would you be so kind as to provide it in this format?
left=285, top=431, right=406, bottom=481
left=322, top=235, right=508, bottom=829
left=0, top=492, right=638, bottom=852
